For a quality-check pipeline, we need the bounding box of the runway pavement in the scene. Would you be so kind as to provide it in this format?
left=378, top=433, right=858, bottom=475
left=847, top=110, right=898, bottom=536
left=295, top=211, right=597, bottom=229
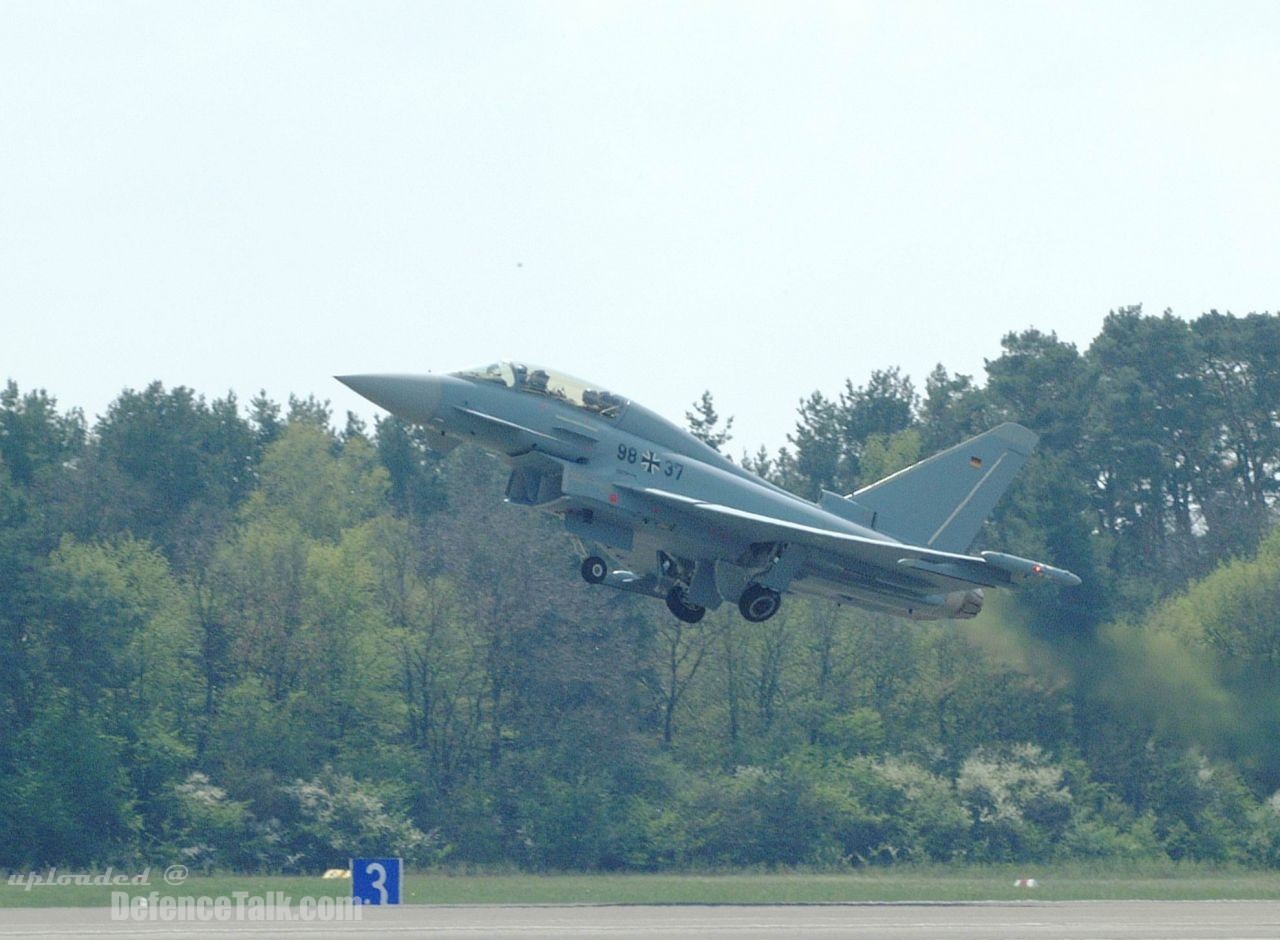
left=3, top=901, right=1280, bottom=939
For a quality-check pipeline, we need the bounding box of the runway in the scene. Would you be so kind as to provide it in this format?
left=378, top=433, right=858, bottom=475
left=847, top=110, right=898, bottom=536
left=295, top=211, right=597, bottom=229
left=3, top=901, right=1280, bottom=939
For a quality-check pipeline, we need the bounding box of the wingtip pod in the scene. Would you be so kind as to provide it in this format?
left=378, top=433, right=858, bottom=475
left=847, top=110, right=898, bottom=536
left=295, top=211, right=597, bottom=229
left=980, top=551, right=1081, bottom=587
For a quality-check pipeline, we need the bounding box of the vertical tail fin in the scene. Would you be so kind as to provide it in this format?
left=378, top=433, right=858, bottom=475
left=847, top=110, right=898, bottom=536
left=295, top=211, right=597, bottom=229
left=845, top=423, right=1038, bottom=553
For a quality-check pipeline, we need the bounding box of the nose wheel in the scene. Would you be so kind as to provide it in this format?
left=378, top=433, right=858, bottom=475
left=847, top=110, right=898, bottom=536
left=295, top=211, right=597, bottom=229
left=580, top=556, right=608, bottom=584
left=665, top=586, right=706, bottom=623
left=739, top=584, right=781, bottom=622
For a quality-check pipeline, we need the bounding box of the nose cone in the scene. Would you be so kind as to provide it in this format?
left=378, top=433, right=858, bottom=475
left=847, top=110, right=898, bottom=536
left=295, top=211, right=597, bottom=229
left=336, top=374, right=443, bottom=423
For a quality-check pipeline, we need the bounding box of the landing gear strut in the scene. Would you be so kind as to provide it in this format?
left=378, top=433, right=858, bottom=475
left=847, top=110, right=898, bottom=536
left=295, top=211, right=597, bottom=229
left=665, top=586, right=706, bottom=623
left=739, top=583, right=781, bottom=622
left=580, top=556, right=608, bottom=584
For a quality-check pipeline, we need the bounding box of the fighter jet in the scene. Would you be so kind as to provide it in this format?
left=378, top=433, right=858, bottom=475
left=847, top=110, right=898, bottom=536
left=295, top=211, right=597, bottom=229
left=338, top=362, right=1079, bottom=624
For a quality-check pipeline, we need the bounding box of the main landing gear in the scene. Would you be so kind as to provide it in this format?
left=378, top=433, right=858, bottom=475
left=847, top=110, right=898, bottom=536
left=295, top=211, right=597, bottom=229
left=739, top=583, right=781, bottom=622
left=665, top=586, right=706, bottom=623
left=580, top=553, right=778, bottom=625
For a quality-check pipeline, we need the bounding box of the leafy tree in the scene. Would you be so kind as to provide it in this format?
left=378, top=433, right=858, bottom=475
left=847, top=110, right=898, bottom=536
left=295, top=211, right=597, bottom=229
left=0, top=381, right=86, bottom=487
left=919, top=365, right=990, bottom=452
left=92, top=383, right=255, bottom=554
left=856, top=428, right=922, bottom=486
left=1086, top=309, right=1214, bottom=588
left=1191, top=311, right=1280, bottom=557
left=286, top=393, right=333, bottom=429
left=871, top=757, right=970, bottom=862
left=985, top=328, right=1092, bottom=451
left=282, top=769, right=439, bottom=868
left=31, top=537, right=199, bottom=842
left=245, top=422, right=388, bottom=541
left=685, top=390, right=734, bottom=453
left=0, top=460, right=41, bottom=770
left=2, top=697, right=141, bottom=866
left=839, top=367, right=917, bottom=445
left=788, top=391, right=845, bottom=497
left=957, top=744, right=1073, bottom=861
left=375, top=416, right=447, bottom=520
left=248, top=391, right=284, bottom=452
left=645, top=609, right=721, bottom=747
left=168, top=771, right=255, bottom=872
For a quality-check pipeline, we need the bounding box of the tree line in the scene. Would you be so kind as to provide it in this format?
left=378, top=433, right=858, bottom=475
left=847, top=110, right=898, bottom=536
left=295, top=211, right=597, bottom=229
left=2, top=305, right=1279, bottom=871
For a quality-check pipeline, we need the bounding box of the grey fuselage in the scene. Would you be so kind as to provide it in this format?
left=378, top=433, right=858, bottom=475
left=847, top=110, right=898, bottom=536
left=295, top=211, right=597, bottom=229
left=340, top=367, right=985, bottom=619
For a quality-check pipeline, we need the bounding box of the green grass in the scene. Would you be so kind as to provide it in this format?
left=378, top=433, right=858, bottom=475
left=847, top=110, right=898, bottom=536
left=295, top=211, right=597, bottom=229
left=4, top=865, right=1280, bottom=908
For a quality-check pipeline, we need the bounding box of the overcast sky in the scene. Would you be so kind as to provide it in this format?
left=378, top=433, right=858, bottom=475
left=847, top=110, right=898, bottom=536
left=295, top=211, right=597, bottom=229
left=3, top=1, right=1277, bottom=454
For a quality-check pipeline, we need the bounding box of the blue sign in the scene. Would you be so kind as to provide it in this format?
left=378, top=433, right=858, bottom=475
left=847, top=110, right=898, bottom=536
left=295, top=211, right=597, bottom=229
left=351, top=857, right=401, bottom=905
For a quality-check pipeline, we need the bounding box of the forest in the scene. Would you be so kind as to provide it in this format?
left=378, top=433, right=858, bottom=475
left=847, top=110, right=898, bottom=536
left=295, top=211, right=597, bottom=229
left=3, top=305, right=1280, bottom=872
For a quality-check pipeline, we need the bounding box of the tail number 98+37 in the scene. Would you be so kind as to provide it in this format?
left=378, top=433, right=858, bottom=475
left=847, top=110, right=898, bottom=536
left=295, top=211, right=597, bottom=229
left=617, top=445, right=683, bottom=479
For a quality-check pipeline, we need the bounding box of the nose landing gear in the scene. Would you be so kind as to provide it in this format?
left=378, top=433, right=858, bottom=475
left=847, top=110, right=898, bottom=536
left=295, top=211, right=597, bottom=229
left=580, top=556, right=608, bottom=584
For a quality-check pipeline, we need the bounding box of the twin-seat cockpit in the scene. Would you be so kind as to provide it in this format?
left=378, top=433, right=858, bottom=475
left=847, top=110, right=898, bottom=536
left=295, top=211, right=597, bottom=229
left=454, top=361, right=629, bottom=419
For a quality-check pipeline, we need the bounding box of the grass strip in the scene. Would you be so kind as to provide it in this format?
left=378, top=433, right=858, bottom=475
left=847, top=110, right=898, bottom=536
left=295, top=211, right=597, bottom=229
left=4, top=867, right=1280, bottom=908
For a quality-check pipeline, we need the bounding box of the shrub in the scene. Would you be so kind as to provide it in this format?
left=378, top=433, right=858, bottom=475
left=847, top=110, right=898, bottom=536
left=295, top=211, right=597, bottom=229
left=281, top=769, right=441, bottom=870
left=957, top=744, right=1072, bottom=861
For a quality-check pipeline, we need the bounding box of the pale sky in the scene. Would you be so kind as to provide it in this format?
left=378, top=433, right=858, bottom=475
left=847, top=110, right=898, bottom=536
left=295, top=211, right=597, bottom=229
left=3, top=1, right=1277, bottom=455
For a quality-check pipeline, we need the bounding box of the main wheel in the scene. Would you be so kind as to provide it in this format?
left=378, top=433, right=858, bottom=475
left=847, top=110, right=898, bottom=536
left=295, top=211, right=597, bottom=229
left=739, top=583, right=781, bottom=622
left=580, top=556, right=608, bottom=584
left=665, top=586, right=706, bottom=623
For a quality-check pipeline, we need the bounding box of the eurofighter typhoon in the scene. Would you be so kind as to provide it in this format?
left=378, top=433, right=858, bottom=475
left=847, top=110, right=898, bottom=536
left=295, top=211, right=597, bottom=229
left=338, top=363, right=1079, bottom=624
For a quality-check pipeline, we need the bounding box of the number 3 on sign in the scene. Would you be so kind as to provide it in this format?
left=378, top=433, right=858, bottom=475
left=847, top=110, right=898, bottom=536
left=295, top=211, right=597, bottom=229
left=351, top=857, right=402, bottom=905
left=367, top=862, right=388, bottom=904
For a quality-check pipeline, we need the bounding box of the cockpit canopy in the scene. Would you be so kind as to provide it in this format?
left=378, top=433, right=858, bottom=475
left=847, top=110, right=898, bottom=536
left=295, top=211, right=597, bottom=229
left=453, top=362, right=629, bottom=419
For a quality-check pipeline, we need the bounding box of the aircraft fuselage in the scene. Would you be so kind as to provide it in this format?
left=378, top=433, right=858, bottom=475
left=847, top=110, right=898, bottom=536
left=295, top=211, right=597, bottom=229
left=338, top=363, right=1077, bottom=623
